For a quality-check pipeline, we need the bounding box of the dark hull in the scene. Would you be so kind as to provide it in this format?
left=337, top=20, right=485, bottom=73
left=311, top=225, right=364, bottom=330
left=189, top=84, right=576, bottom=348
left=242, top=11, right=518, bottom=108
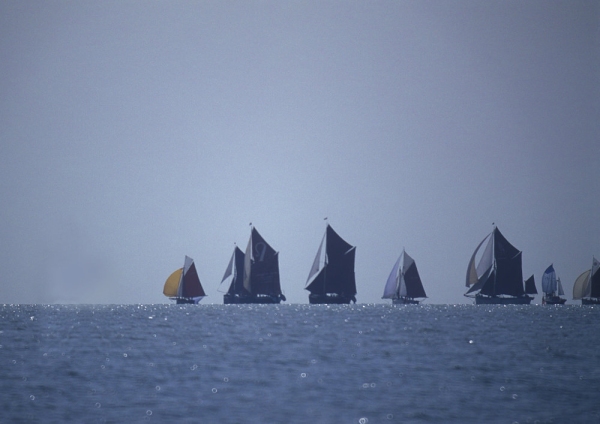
left=174, top=297, right=200, bottom=304
left=474, top=295, right=533, bottom=305
left=581, top=298, right=600, bottom=305
left=308, top=293, right=356, bottom=304
left=223, top=294, right=285, bottom=304
left=543, top=296, right=566, bottom=305
left=392, top=297, right=420, bottom=305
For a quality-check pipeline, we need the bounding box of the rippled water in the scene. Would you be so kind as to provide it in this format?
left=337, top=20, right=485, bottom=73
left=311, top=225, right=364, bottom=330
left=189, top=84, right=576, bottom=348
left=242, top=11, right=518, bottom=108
left=1, top=304, right=599, bottom=423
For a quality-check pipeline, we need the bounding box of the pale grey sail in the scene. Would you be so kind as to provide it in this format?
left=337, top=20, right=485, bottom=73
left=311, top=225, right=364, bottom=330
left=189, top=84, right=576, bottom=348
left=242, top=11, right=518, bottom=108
left=542, top=265, right=557, bottom=294
left=573, top=270, right=591, bottom=300
left=382, top=255, right=402, bottom=299
left=557, top=278, right=565, bottom=296
left=306, top=232, right=326, bottom=285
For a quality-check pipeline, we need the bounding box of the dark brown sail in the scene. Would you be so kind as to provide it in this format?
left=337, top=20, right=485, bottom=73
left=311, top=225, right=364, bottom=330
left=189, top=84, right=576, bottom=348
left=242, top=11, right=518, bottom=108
left=306, top=224, right=357, bottom=304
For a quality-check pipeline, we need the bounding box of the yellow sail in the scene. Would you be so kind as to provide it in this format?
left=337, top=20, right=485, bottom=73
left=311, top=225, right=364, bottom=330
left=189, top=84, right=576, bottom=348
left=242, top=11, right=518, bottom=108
left=163, top=268, right=183, bottom=297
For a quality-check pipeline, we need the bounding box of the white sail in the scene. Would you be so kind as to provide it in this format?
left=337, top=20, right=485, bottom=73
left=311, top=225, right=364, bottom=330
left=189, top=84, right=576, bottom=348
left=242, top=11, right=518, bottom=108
left=218, top=250, right=235, bottom=293
left=466, top=233, right=492, bottom=287
left=306, top=232, right=326, bottom=285
left=557, top=277, right=565, bottom=296
left=382, top=254, right=402, bottom=299
left=476, top=235, right=494, bottom=278
left=542, top=265, right=557, bottom=294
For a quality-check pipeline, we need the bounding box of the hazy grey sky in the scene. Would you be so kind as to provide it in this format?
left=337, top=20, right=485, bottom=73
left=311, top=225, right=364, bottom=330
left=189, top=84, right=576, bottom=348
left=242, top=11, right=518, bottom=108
left=1, top=1, right=598, bottom=304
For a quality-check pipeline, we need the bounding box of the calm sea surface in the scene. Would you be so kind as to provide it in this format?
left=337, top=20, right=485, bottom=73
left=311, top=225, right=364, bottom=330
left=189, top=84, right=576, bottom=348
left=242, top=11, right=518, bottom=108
left=1, top=304, right=599, bottom=423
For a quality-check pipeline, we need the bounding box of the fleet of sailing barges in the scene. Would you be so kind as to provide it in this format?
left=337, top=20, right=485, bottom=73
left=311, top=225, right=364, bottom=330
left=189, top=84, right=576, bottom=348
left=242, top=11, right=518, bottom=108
left=162, top=224, right=597, bottom=305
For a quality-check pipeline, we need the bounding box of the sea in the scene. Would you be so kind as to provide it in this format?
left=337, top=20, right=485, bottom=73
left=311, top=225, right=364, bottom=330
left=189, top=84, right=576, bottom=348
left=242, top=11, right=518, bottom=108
left=1, top=304, right=599, bottom=424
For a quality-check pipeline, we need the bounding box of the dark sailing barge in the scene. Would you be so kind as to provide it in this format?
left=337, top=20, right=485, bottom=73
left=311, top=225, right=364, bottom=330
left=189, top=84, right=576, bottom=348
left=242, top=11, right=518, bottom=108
left=465, top=226, right=535, bottom=305
left=305, top=224, right=357, bottom=304
left=573, top=257, right=600, bottom=305
left=220, top=227, right=286, bottom=304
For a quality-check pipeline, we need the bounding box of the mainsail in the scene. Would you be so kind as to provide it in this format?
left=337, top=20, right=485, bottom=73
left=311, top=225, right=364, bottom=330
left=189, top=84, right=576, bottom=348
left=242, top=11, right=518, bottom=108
left=243, top=227, right=283, bottom=296
left=382, top=249, right=427, bottom=302
left=305, top=224, right=357, bottom=303
left=465, top=227, right=530, bottom=303
left=573, top=257, right=600, bottom=302
left=163, top=256, right=206, bottom=304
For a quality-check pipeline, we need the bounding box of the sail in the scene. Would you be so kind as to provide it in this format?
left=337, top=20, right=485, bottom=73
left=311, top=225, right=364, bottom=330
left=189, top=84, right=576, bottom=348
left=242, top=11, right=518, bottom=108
left=573, top=270, right=592, bottom=300
left=591, top=257, right=600, bottom=298
left=306, top=224, right=356, bottom=296
left=180, top=256, right=206, bottom=298
left=557, top=278, right=565, bottom=296
left=542, top=265, right=557, bottom=294
left=524, top=275, right=538, bottom=295
left=494, top=252, right=524, bottom=296
left=243, top=227, right=282, bottom=295
left=307, top=232, right=326, bottom=285
left=466, top=266, right=494, bottom=294
left=465, top=227, right=524, bottom=297
left=466, top=232, right=493, bottom=287
left=164, top=256, right=205, bottom=300
left=220, top=247, right=246, bottom=295
left=221, top=252, right=235, bottom=284
left=573, top=257, right=600, bottom=300
left=163, top=268, right=183, bottom=297
left=382, top=255, right=402, bottom=299
left=401, top=251, right=427, bottom=299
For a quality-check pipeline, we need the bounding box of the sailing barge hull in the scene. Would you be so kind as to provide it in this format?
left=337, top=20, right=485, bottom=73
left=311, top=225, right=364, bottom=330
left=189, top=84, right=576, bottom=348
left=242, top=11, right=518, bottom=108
left=581, top=298, right=600, bottom=305
left=172, top=297, right=201, bottom=305
left=392, top=297, right=420, bottom=305
left=223, top=294, right=284, bottom=304
left=474, top=295, right=533, bottom=305
left=309, top=293, right=355, bottom=304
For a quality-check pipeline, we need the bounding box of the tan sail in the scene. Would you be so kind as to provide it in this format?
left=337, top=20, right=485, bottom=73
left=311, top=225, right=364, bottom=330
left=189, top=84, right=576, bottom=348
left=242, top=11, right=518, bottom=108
left=163, top=268, right=183, bottom=297
left=573, top=270, right=591, bottom=300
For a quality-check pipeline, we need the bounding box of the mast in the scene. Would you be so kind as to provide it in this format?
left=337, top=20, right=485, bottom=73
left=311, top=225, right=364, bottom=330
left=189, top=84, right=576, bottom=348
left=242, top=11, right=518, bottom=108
left=492, top=226, right=497, bottom=296
left=323, top=226, right=328, bottom=295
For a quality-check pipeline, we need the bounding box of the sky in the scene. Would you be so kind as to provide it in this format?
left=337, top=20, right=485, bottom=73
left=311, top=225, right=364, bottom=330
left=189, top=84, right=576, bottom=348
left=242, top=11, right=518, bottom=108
left=1, top=0, right=598, bottom=305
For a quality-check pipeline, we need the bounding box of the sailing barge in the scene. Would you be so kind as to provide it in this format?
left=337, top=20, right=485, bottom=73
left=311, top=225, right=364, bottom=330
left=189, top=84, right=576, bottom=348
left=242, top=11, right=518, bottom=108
left=465, top=227, right=534, bottom=305
left=305, top=224, right=357, bottom=304
left=573, top=257, right=600, bottom=305
left=382, top=249, right=427, bottom=304
left=219, top=246, right=246, bottom=304
left=163, top=256, right=207, bottom=304
left=220, top=227, right=286, bottom=304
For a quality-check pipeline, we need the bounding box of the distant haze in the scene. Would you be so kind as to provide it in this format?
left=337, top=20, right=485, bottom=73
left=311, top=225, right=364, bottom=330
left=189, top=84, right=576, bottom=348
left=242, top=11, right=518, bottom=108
left=1, top=1, right=598, bottom=304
